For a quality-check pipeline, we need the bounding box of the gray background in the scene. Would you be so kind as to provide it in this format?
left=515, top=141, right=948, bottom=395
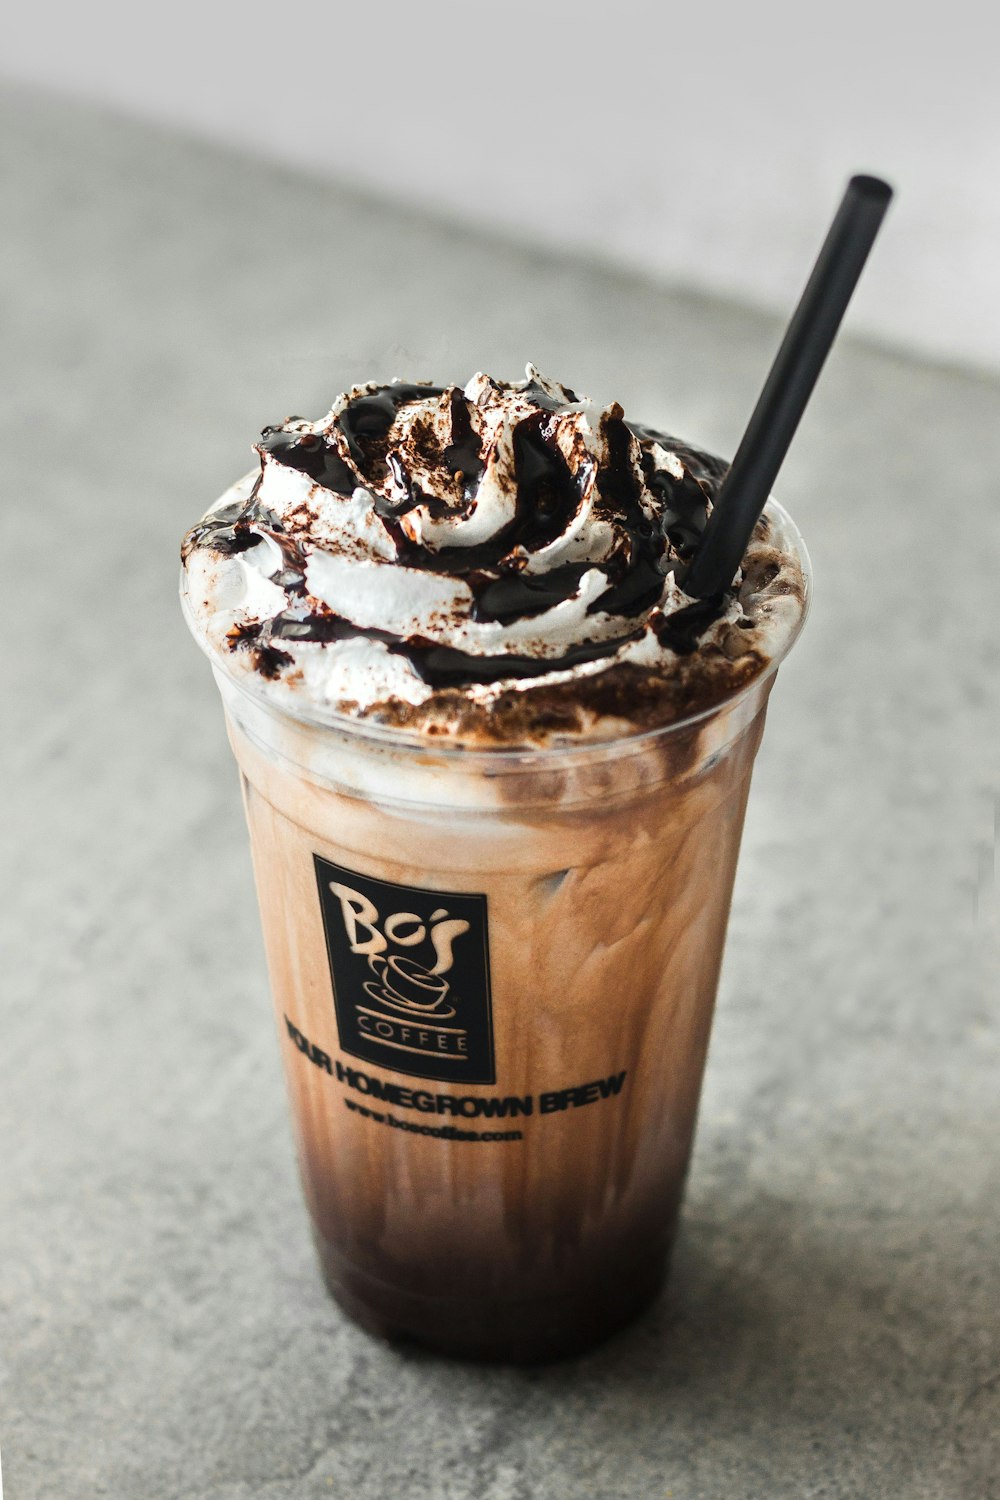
left=2, top=80, right=999, bottom=1499
left=5, top=0, right=1000, bottom=370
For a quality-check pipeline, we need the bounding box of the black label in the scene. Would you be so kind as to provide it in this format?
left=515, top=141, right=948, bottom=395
left=313, top=856, right=496, bottom=1084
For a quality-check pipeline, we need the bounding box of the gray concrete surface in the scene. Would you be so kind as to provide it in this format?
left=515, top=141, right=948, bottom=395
left=2, top=83, right=998, bottom=1500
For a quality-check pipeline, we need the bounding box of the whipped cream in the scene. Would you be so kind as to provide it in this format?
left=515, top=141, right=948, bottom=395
left=181, top=368, right=807, bottom=745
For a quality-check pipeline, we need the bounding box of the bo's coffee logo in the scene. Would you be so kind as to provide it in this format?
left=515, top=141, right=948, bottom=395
left=314, top=856, right=495, bottom=1084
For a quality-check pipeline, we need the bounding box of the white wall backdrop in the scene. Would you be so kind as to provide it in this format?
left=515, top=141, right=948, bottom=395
left=7, top=0, right=999, bottom=371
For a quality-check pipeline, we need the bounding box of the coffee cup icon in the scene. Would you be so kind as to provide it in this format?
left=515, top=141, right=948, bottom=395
left=366, top=955, right=455, bottom=1016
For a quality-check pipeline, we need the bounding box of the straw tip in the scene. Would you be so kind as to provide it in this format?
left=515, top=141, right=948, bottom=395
left=848, top=173, right=894, bottom=204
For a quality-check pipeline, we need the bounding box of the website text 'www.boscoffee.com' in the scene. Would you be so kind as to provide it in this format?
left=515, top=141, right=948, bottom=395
left=344, top=1096, right=523, bottom=1141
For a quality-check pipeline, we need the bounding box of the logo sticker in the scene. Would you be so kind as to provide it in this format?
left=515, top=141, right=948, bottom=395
left=314, top=856, right=495, bottom=1084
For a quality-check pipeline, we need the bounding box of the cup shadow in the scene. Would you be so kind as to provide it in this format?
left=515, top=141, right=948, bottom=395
left=545, top=1190, right=995, bottom=1491
left=400, top=1188, right=998, bottom=1495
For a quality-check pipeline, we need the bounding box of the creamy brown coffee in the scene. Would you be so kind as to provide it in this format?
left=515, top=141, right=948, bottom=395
left=181, top=368, right=808, bottom=1360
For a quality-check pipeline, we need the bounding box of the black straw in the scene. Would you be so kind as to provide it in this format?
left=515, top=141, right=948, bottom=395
left=683, top=174, right=893, bottom=600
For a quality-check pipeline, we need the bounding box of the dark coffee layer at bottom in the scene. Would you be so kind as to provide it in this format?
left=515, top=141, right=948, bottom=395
left=314, top=1231, right=674, bottom=1364
left=228, top=686, right=767, bottom=1369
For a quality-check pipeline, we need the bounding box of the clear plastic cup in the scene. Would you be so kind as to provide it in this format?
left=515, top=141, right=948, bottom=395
left=184, top=501, right=809, bottom=1362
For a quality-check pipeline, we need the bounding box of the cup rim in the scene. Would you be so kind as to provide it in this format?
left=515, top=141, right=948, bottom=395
left=182, top=496, right=811, bottom=768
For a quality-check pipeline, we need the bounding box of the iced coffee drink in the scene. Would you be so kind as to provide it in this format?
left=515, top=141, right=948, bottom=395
left=181, top=368, right=808, bottom=1361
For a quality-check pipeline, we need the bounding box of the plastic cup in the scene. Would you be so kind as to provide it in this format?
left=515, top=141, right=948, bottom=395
left=184, top=500, right=809, bottom=1363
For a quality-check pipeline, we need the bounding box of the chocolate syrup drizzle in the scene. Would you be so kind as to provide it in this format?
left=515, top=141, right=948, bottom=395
left=187, top=379, right=731, bottom=687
